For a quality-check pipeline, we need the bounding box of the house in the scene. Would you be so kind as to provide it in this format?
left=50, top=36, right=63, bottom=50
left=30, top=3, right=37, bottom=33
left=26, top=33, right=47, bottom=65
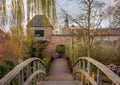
left=0, top=29, right=16, bottom=64
left=91, top=28, right=120, bottom=42
left=27, top=15, right=73, bottom=57
left=27, top=15, right=53, bottom=41
left=0, top=29, right=10, bottom=42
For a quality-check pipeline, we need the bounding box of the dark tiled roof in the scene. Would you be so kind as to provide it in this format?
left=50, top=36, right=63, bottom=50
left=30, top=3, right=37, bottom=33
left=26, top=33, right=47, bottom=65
left=27, top=15, right=52, bottom=27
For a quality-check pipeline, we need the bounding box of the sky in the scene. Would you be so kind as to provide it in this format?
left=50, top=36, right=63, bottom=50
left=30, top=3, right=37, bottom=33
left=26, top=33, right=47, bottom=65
left=56, top=0, right=114, bottom=16
left=1, top=0, right=115, bottom=31
left=56, top=0, right=114, bottom=27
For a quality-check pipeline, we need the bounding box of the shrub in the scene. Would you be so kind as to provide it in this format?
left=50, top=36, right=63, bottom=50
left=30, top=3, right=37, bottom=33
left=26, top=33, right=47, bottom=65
left=91, top=45, right=120, bottom=65
left=68, top=44, right=72, bottom=62
left=43, top=56, right=53, bottom=73
left=56, top=45, right=65, bottom=54
left=30, top=40, right=47, bottom=59
left=74, top=41, right=120, bottom=65
left=0, top=61, right=15, bottom=79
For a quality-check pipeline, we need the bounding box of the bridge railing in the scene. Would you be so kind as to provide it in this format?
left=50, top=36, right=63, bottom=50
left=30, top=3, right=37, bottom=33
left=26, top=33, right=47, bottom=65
left=0, top=58, right=46, bottom=85
left=72, top=57, right=120, bottom=85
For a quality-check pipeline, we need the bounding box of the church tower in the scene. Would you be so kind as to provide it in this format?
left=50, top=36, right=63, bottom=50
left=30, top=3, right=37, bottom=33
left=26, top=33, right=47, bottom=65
left=64, top=15, right=69, bottom=28
left=62, top=15, right=71, bottom=35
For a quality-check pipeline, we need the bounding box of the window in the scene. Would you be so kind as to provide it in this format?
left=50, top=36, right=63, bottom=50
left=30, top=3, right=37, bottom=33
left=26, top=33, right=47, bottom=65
left=34, top=30, right=44, bottom=37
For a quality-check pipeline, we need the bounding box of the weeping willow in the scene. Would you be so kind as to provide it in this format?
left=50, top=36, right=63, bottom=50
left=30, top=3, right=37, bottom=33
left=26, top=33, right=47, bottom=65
left=10, top=0, right=24, bottom=28
left=10, top=0, right=25, bottom=59
left=27, top=0, right=57, bottom=28
left=0, top=0, right=6, bottom=28
left=27, top=0, right=57, bottom=44
left=9, top=0, right=57, bottom=59
left=9, top=0, right=57, bottom=29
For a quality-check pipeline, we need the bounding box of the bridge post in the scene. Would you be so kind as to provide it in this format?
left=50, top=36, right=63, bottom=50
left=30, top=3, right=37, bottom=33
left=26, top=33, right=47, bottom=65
left=74, top=62, right=79, bottom=80
left=78, top=61, right=81, bottom=80
left=97, top=68, right=102, bottom=85
left=19, top=69, right=24, bottom=85
left=88, top=62, right=92, bottom=85
left=33, top=61, right=37, bottom=84
left=39, top=61, right=42, bottom=81
left=82, top=60, right=85, bottom=85
left=37, top=61, right=40, bottom=81
left=112, top=82, right=115, bottom=85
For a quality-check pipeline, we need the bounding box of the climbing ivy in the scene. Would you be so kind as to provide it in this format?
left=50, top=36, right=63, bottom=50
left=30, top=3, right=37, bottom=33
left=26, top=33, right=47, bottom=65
left=30, top=40, right=47, bottom=59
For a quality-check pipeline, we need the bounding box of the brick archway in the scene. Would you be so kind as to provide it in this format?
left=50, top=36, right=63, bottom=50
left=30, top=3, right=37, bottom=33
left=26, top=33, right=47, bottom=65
left=56, top=44, right=65, bottom=58
left=43, top=35, right=71, bottom=57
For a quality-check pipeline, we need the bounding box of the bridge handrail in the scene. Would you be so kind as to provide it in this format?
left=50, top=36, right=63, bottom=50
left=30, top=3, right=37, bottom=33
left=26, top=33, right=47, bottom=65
left=73, top=57, right=120, bottom=85
left=0, top=58, right=46, bottom=85
left=24, top=70, right=46, bottom=85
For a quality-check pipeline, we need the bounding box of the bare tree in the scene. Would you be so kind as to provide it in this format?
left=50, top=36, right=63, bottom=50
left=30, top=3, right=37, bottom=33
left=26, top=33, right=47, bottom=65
left=105, top=0, right=120, bottom=28
left=61, top=0, right=105, bottom=57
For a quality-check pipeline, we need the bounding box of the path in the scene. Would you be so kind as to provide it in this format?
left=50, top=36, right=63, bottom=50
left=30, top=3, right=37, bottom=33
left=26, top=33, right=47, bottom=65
left=47, top=58, right=73, bottom=81
left=38, top=58, right=82, bottom=85
left=38, top=58, right=111, bottom=85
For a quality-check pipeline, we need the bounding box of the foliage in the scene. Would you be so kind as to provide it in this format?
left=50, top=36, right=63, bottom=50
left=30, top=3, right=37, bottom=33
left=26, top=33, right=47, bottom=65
left=91, top=44, right=120, bottom=65
left=30, top=40, right=47, bottom=59
left=74, top=41, right=120, bottom=65
left=0, top=61, right=15, bottom=79
left=0, top=0, right=6, bottom=28
left=68, top=43, right=72, bottom=62
left=10, top=26, right=26, bottom=59
left=43, top=56, right=53, bottom=73
left=63, top=0, right=105, bottom=57
left=10, top=0, right=24, bottom=27
left=56, top=45, right=65, bottom=54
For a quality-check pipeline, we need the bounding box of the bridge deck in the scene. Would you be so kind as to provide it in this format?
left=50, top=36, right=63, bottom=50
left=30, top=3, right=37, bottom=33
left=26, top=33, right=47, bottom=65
left=38, top=58, right=82, bottom=85
left=47, top=58, right=73, bottom=80
left=38, top=81, right=82, bottom=85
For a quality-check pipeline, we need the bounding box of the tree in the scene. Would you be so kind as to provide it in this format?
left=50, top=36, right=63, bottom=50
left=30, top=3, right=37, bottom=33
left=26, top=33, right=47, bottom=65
left=10, top=0, right=24, bottom=28
left=8, top=0, right=57, bottom=60
left=106, top=0, right=120, bottom=28
left=62, top=0, right=105, bottom=57
left=0, top=0, right=57, bottom=61
left=27, top=0, right=57, bottom=28
left=0, top=0, right=6, bottom=28
left=10, top=0, right=25, bottom=60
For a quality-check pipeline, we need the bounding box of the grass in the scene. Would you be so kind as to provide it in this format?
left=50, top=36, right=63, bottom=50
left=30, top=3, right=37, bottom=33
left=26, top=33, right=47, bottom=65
left=68, top=44, right=72, bottom=62
left=43, top=56, right=53, bottom=73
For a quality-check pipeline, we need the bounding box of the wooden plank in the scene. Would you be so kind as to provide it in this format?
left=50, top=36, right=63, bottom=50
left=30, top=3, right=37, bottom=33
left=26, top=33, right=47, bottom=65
left=19, top=69, right=24, bottom=85
left=82, top=60, right=85, bottom=85
left=97, top=68, right=102, bottom=85
left=88, top=62, right=92, bottom=85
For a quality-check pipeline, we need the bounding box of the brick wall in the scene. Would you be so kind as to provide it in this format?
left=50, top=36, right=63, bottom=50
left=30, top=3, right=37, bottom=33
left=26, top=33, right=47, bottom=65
left=29, top=27, right=53, bottom=41
left=43, top=35, right=71, bottom=57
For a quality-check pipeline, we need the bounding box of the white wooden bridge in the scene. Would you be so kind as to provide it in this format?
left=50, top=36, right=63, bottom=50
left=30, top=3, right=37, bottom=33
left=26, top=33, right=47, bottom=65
left=0, top=57, right=120, bottom=85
